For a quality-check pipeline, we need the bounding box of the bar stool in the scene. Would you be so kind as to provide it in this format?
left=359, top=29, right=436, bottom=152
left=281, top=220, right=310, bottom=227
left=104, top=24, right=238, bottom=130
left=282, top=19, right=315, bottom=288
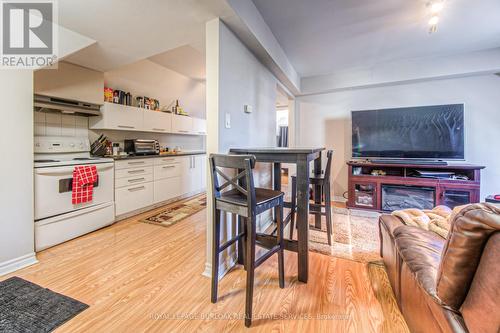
left=209, top=154, right=285, bottom=327
left=290, top=150, right=333, bottom=245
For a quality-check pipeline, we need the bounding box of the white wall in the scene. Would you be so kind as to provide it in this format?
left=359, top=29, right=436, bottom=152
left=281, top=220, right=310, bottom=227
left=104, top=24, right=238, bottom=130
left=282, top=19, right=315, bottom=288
left=104, top=59, right=206, bottom=118
left=297, top=74, right=500, bottom=201
left=0, top=71, right=38, bottom=275
left=205, top=18, right=278, bottom=278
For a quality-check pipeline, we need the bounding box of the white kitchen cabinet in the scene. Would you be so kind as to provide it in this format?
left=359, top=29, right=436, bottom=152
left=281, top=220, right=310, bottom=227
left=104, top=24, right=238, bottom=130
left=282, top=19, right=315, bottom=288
left=181, top=155, right=206, bottom=195
left=172, top=114, right=193, bottom=134
left=115, top=173, right=154, bottom=189
left=114, top=155, right=205, bottom=217
left=154, top=177, right=182, bottom=204
left=143, top=110, right=172, bottom=133
left=196, top=155, right=207, bottom=190
left=192, top=118, right=207, bottom=135
left=115, top=182, right=154, bottom=216
left=115, top=158, right=154, bottom=170
left=90, top=102, right=143, bottom=131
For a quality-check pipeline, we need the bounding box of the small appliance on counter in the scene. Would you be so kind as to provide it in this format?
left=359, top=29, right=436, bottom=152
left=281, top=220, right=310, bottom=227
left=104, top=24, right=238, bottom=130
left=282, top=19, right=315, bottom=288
left=124, top=139, right=160, bottom=156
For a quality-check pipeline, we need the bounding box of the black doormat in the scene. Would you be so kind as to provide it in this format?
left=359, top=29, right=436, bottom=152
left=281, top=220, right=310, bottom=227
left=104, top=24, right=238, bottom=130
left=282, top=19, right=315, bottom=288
left=0, top=277, right=88, bottom=333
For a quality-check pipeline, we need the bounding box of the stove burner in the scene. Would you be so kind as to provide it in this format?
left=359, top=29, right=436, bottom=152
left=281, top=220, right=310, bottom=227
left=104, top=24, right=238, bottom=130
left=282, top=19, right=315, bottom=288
left=35, top=159, right=59, bottom=163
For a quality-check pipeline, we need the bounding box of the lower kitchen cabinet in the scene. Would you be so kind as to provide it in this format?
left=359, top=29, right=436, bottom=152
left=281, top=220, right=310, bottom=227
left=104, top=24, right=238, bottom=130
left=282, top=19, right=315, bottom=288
left=115, top=182, right=154, bottom=216
left=114, top=155, right=206, bottom=218
left=154, top=177, right=182, bottom=203
left=181, top=155, right=206, bottom=194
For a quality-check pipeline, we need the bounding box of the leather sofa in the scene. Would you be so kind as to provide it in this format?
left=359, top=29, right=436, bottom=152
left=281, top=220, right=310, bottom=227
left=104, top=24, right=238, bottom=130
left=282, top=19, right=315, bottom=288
left=379, top=203, right=500, bottom=333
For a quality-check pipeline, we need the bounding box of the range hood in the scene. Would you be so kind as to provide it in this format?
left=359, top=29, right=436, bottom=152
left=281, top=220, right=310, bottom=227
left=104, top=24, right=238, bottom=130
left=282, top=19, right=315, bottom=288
left=34, top=94, right=101, bottom=116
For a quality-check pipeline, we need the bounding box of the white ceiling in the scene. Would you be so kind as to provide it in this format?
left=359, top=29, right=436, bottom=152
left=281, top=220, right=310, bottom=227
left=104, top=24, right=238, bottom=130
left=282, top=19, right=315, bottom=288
left=59, top=0, right=233, bottom=72
left=148, top=45, right=205, bottom=81
left=252, top=0, right=500, bottom=77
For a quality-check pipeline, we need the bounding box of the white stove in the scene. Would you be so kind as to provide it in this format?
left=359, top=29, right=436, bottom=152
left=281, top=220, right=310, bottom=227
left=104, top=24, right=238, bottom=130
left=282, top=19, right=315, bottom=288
left=34, top=136, right=115, bottom=251
left=34, top=136, right=113, bottom=168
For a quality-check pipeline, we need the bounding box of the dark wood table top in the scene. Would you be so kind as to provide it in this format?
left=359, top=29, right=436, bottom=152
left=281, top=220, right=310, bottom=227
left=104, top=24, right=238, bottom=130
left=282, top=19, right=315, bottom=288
left=229, top=147, right=325, bottom=154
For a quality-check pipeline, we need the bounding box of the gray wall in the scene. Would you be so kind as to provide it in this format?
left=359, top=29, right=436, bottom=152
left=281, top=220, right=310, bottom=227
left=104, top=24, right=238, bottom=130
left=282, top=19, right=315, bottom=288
left=0, top=70, right=37, bottom=274
left=204, top=19, right=278, bottom=278
left=297, top=74, right=500, bottom=201
left=217, top=21, right=277, bottom=153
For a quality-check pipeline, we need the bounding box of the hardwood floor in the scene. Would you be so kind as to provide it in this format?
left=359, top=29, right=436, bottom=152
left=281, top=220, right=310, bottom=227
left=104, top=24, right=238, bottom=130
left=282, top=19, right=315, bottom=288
left=2, top=202, right=408, bottom=332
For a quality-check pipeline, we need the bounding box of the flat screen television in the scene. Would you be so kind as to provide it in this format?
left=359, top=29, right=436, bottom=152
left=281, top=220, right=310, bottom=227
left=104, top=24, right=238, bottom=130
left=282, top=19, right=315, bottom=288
left=352, top=104, right=464, bottom=160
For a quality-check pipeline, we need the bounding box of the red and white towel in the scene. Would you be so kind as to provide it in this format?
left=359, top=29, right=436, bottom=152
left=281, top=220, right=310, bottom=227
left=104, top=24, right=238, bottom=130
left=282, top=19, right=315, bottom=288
left=72, top=165, right=98, bottom=205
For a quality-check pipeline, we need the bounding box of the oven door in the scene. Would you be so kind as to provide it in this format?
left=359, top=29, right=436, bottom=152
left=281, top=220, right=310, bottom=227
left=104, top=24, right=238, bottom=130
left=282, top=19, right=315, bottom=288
left=35, top=162, right=114, bottom=220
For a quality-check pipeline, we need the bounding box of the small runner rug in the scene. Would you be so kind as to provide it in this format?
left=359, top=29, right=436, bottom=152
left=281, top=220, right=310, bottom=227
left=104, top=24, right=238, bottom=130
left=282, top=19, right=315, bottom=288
left=141, top=195, right=206, bottom=227
left=0, top=277, right=88, bottom=333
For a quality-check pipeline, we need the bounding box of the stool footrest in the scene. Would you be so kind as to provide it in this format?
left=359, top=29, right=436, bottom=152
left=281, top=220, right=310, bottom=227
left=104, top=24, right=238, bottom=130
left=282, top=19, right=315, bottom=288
left=255, top=244, right=281, bottom=268
left=219, top=232, right=245, bottom=252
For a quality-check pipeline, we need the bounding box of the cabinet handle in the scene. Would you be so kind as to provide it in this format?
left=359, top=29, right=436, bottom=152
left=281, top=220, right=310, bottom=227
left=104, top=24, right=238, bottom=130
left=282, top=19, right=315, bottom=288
left=128, top=169, right=145, bottom=174
left=163, top=165, right=175, bottom=169
left=128, top=186, right=145, bottom=192
left=128, top=161, right=145, bottom=165
left=153, top=128, right=166, bottom=131
left=179, top=130, right=189, bottom=133
left=128, top=177, right=145, bottom=183
left=118, top=125, right=135, bottom=129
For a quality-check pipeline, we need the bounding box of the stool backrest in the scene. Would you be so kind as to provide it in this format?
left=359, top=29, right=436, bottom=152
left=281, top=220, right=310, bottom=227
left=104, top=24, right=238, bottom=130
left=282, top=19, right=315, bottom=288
left=324, top=150, right=334, bottom=182
left=209, top=154, right=257, bottom=211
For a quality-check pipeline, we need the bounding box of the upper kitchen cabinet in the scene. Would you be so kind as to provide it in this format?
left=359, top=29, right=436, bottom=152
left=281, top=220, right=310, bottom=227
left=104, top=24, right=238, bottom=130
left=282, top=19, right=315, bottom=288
left=172, top=114, right=193, bottom=134
left=34, top=62, right=104, bottom=105
left=90, top=102, right=143, bottom=131
left=192, top=118, right=207, bottom=135
left=143, top=110, right=172, bottom=133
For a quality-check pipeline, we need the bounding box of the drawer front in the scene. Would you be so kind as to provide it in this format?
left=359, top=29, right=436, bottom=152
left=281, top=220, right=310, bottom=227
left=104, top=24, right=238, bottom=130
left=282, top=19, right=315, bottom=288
left=115, top=158, right=153, bottom=170
left=115, top=173, right=154, bottom=188
left=154, top=177, right=182, bottom=204
left=154, top=163, right=181, bottom=180
left=115, top=182, right=154, bottom=216
left=153, top=156, right=182, bottom=166
left=115, top=166, right=153, bottom=179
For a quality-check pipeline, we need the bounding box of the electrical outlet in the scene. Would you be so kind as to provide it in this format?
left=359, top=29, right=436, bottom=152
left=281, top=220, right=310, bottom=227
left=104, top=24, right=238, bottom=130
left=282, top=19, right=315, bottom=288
left=244, top=105, right=253, bottom=113
left=225, top=113, right=231, bottom=128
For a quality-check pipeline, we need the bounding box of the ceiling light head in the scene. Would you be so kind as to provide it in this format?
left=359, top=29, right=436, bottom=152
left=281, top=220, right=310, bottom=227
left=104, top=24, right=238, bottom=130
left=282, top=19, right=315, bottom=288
left=429, top=15, right=440, bottom=26
left=430, top=1, right=444, bottom=14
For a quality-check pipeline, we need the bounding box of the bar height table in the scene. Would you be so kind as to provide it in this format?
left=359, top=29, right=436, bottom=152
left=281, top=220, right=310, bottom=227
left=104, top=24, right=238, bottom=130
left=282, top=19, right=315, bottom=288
left=229, top=147, right=325, bottom=283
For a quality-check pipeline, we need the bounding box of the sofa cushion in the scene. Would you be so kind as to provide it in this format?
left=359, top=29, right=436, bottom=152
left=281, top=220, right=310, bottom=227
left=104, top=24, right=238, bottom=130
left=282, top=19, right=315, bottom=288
left=394, top=226, right=446, bottom=298
left=436, top=203, right=500, bottom=310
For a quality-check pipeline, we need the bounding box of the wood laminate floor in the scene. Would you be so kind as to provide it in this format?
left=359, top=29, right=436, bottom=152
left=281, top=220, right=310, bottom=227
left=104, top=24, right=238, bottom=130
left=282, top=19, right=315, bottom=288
left=2, top=203, right=408, bottom=333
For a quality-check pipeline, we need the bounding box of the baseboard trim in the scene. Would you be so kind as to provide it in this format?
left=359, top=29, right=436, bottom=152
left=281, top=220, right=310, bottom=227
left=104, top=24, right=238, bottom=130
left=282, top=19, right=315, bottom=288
left=202, top=252, right=238, bottom=280
left=0, top=253, right=38, bottom=276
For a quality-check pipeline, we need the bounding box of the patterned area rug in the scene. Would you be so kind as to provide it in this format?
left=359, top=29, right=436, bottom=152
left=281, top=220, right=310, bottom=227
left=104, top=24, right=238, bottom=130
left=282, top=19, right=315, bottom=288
left=306, top=207, right=382, bottom=263
left=141, top=195, right=206, bottom=227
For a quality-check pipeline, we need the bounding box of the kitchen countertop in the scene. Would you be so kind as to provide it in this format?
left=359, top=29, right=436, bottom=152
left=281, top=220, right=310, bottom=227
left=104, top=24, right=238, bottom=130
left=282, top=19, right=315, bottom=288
left=109, top=151, right=206, bottom=160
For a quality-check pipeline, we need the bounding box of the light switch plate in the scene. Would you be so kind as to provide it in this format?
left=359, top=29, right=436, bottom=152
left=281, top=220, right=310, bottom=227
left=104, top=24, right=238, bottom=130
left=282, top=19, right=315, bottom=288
left=225, top=113, right=231, bottom=128
left=244, top=105, right=253, bottom=113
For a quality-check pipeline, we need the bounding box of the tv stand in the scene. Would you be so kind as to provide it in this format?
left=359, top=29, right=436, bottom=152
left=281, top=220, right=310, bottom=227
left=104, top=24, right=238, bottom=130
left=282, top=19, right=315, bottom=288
left=347, top=160, right=484, bottom=212
left=370, top=159, right=448, bottom=166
